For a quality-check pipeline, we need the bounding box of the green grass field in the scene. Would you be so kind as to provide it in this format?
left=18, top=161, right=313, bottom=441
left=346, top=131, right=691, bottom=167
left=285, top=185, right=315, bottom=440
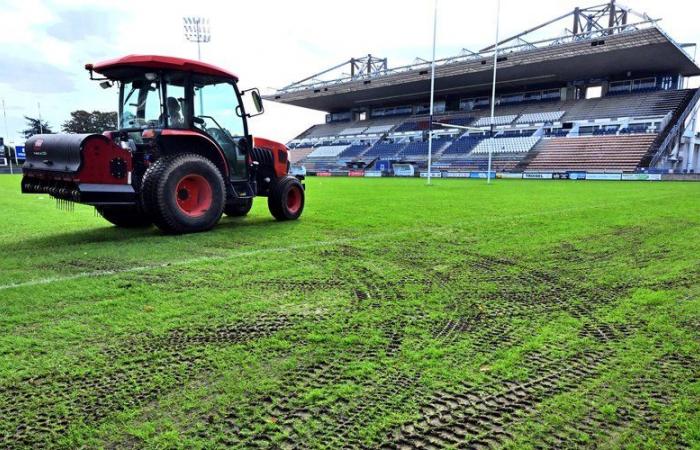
left=0, top=174, right=698, bottom=449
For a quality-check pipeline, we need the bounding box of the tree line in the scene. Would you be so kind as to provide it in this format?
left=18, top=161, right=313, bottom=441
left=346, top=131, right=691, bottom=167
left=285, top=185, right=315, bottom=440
left=21, top=110, right=118, bottom=139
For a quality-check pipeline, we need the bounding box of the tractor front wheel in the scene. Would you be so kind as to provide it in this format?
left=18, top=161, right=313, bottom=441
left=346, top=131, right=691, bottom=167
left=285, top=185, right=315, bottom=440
left=224, top=198, right=253, bottom=217
left=268, top=176, right=305, bottom=221
left=141, top=154, right=225, bottom=234
left=97, top=206, right=152, bottom=228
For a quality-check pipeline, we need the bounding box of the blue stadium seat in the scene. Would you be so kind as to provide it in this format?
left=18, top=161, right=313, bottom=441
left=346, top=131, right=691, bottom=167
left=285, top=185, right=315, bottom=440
left=442, top=136, right=487, bottom=156
left=363, top=142, right=406, bottom=159
left=339, top=144, right=372, bottom=158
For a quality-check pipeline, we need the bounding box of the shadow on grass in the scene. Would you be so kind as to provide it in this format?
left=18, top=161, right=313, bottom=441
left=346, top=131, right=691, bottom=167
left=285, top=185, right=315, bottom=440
left=7, top=214, right=300, bottom=252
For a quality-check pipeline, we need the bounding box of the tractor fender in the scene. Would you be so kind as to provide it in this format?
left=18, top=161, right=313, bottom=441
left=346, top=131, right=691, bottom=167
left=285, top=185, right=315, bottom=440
left=158, top=130, right=230, bottom=178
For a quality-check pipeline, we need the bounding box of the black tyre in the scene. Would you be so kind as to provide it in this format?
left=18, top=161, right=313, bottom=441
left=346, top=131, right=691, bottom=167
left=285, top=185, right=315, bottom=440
left=141, top=153, right=225, bottom=234
left=224, top=198, right=253, bottom=217
left=97, top=206, right=152, bottom=228
left=268, top=176, right=305, bottom=221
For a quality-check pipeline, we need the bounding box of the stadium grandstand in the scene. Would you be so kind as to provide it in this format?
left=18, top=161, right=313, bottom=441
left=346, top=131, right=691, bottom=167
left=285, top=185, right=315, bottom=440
left=269, top=1, right=700, bottom=176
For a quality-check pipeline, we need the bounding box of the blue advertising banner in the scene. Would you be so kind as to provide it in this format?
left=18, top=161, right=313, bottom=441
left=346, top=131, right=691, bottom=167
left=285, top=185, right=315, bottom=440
left=15, top=145, right=26, bottom=159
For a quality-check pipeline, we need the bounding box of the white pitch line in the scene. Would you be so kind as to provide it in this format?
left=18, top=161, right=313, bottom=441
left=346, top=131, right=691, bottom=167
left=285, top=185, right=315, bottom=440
left=0, top=233, right=401, bottom=292
left=0, top=196, right=674, bottom=292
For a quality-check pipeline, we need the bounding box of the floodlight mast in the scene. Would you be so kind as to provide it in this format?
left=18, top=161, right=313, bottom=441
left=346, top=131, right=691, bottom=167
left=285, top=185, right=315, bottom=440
left=183, top=17, right=211, bottom=62
left=427, top=0, right=438, bottom=186
left=183, top=17, right=211, bottom=113
left=488, top=0, right=502, bottom=185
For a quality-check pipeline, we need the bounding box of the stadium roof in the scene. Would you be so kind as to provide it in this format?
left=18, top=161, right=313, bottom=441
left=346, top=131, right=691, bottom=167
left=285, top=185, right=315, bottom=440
left=269, top=18, right=700, bottom=112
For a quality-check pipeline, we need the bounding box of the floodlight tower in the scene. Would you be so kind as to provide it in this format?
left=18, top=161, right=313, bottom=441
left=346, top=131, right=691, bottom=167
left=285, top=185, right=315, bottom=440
left=183, top=17, right=211, bottom=113
left=183, top=17, right=211, bottom=62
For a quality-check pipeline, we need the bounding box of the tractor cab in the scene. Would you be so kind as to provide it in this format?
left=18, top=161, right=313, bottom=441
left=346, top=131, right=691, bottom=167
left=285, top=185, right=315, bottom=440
left=90, top=56, right=265, bottom=183
left=22, top=55, right=304, bottom=234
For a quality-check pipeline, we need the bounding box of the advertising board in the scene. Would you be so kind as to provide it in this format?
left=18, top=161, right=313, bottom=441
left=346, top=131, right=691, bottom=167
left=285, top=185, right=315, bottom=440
left=444, top=172, right=471, bottom=178
left=523, top=173, right=553, bottom=180
left=587, top=173, right=622, bottom=181
left=497, top=173, right=523, bottom=179
left=621, top=173, right=662, bottom=181
left=393, top=164, right=415, bottom=177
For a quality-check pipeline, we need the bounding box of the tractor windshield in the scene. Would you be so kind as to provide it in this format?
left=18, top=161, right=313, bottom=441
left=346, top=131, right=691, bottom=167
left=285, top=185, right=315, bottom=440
left=193, top=81, right=245, bottom=138
left=120, top=78, right=163, bottom=129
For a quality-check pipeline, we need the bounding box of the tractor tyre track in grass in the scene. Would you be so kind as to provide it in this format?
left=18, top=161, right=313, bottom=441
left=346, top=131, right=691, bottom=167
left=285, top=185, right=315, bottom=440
left=181, top=241, right=694, bottom=449
left=0, top=314, right=311, bottom=448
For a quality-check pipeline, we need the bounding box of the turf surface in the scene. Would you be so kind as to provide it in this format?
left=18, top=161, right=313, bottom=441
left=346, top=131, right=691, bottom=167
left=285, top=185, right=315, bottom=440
left=0, top=174, right=698, bottom=449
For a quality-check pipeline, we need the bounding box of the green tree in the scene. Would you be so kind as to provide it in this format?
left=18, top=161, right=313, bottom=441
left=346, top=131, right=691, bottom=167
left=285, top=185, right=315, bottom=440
left=62, top=110, right=118, bottom=134
left=21, top=116, right=53, bottom=139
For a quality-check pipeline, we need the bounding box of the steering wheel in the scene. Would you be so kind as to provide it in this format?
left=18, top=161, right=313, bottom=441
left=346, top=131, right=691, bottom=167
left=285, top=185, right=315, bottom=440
left=194, top=116, right=208, bottom=131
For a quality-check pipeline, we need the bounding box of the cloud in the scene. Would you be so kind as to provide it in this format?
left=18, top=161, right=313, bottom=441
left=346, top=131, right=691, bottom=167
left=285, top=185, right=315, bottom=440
left=0, top=55, right=75, bottom=93
left=45, top=8, right=117, bottom=42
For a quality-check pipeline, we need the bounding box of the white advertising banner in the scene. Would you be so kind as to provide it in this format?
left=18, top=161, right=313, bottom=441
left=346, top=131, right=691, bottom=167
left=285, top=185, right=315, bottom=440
left=364, top=171, right=383, bottom=178
left=621, top=174, right=662, bottom=181
left=587, top=173, right=622, bottom=181
left=393, top=164, right=415, bottom=177
left=444, top=172, right=471, bottom=178
left=523, top=173, right=553, bottom=180
left=420, top=172, right=442, bottom=178
left=498, top=173, right=523, bottom=179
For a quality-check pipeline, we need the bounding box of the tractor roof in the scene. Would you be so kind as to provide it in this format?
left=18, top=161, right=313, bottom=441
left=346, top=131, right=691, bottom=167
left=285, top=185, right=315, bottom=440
left=87, top=55, right=239, bottom=81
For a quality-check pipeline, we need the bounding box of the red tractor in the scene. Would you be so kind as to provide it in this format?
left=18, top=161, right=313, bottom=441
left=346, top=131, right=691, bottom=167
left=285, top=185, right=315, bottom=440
left=21, top=55, right=305, bottom=234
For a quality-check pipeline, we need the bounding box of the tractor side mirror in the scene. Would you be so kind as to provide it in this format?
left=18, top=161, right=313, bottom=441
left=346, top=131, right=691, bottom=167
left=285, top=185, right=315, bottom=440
left=252, top=90, right=264, bottom=114
left=240, top=88, right=264, bottom=117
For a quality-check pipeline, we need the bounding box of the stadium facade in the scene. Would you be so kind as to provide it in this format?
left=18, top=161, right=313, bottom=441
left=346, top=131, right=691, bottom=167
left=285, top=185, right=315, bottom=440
left=269, top=1, right=700, bottom=176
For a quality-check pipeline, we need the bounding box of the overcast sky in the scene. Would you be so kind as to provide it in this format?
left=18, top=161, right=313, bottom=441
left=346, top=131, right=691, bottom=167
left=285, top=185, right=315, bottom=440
left=1, top=0, right=698, bottom=145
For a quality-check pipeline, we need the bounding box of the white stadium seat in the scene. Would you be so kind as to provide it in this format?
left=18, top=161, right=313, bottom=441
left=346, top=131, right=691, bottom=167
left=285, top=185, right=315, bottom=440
left=471, top=136, right=541, bottom=154
left=473, top=115, right=518, bottom=127
left=307, top=145, right=350, bottom=158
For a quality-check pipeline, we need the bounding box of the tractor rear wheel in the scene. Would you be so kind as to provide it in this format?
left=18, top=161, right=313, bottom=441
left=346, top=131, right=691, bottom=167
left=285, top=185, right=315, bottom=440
left=141, top=153, right=225, bottom=234
left=224, top=198, right=253, bottom=217
left=268, top=176, right=305, bottom=221
left=97, top=206, right=152, bottom=228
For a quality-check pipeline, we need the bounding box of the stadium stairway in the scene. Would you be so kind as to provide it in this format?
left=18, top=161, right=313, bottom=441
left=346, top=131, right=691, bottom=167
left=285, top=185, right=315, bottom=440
left=642, top=88, right=700, bottom=168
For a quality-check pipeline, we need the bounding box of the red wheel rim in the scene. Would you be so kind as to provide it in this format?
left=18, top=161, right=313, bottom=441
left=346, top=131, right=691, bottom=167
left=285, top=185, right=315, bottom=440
left=286, top=186, right=302, bottom=214
left=175, top=174, right=213, bottom=218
